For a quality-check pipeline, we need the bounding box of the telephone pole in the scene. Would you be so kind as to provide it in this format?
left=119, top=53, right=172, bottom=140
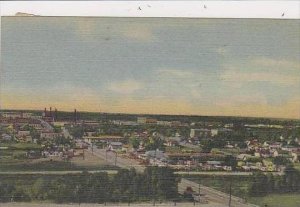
left=228, top=179, right=232, bottom=207
left=198, top=177, right=201, bottom=204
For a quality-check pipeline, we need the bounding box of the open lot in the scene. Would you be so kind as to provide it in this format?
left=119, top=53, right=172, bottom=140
left=0, top=148, right=118, bottom=172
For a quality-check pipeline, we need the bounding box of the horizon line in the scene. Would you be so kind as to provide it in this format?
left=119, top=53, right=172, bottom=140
left=1, top=108, right=299, bottom=121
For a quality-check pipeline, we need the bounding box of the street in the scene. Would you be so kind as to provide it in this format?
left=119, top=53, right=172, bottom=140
left=86, top=144, right=257, bottom=207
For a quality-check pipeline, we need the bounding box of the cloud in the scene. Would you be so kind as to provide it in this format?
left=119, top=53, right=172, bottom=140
left=210, top=96, right=300, bottom=119
left=102, top=97, right=195, bottom=115
left=108, top=80, right=142, bottom=94
left=215, top=47, right=228, bottom=56
left=220, top=57, right=300, bottom=87
left=215, top=93, right=268, bottom=107
left=221, top=68, right=300, bottom=87
left=3, top=91, right=299, bottom=119
left=122, top=24, right=155, bottom=42
left=76, top=19, right=97, bottom=37
left=73, top=20, right=155, bottom=42
left=253, top=57, right=300, bottom=72
left=1, top=86, right=106, bottom=112
left=156, top=68, right=194, bottom=78
left=154, top=68, right=204, bottom=99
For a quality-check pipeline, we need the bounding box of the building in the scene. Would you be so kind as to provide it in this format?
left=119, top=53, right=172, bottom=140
left=83, top=135, right=124, bottom=144
left=40, top=132, right=61, bottom=139
left=1, top=112, right=23, bottom=118
left=83, top=121, right=100, bottom=127
left=165, top=137, right=181, bottom=147
left=137, top=117, right=157, bottom=124
left=18, top=130, right=30, bottom=136
left=211, top=128, right=232, bottom=136
left=157, top=121, right=172, bottom=126
left=190, top=129, right=211, bottom=138
left=1, top=134, right=12, bottom=141
left=108, top=142, right=123, bottom=151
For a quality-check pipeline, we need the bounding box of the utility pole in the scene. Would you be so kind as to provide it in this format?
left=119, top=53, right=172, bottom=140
left=114, top=151, right=117, bottom=166
left=228, top=179, right=232, bottom=207
left=198, top=177, right=201, bottom=205
left=105, top=150, right=108, bottom=162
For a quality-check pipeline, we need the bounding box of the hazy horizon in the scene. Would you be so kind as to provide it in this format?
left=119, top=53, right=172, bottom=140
left=1, top=17, right=300, bottom=119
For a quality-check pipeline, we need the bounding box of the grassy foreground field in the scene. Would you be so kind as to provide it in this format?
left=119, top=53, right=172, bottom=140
left=249, top=194, right=300, bottom=207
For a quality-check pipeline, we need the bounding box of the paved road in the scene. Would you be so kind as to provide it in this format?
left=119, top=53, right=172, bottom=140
left=0, top=202, right=227, bottom=207
left=0, top=170, right=118, bottom=175
left=62, top=127, right=72, bottom=139
left=174, top=171, right=253, bottom=176
left=86, top=145, right=257, bottom=207
left=36, top=118, right=54, bottom=132
left=179, top=178, right=258, bottom=207
left=89, top=145, right=145, bottom=173
left=179, top=141, right=201, bottom=150
left=72, top=131, right=257, bottom=207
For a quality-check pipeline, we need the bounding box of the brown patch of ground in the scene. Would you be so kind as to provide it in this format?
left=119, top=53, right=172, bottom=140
left=70, top=150, right=108, bottom=167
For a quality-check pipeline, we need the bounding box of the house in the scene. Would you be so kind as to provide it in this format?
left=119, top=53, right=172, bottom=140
left=157, top=121, right=171, bottom=126
left=272, top=150, right=279, bottom=157
left=40, top=132, right=61, bottom=139
left=190, top=129, right=211, bottom=138
left=83, top=121, right=100, bottom=127
left=165, top=137, right=181, bottom=147
left=18, top=130, right=30, bottom=136
left=204, top=161, right=223, bottom=170
left=1, top=134, right=12, bottom=141
left=83, top=135, right=124, bottom=144
left=282, top=145, right=299, bottom=152
left=108, top=142, right=123, bottom=151
left=137, top=117, right=157, bottom=124
left=211, top=128, right=233, bottom=137
left=1, top=112, right=22, bottom=118
left=269, top=142, right=282, bottom=150
left=84, top=131, right=97, bottom=137
left=290, top=150, right=300, bottom=162
left=262, top=160, right=276, bottom=171
left=237, top=154, right=252, bottom=161
left=27, top=150, right=41, bottom=159
left=145, top=150, right=168, bottom=163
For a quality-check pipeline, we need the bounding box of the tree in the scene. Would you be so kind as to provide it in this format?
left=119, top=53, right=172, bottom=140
left=0, top=182, right=15, bottom=202
left=284, top=165, right=300, bottom=192
left=130, top=137, right=140, bottom=149
left=144, top=166, right=180, bottom=200
left=266, top=173, right=275, bottom=193
left=248, top=172, right=268, bottom=196
left=30, top=178, right=50, bottom=200
left=273, top=156, right=290, bottom=166
left=145, top=137, right=165, bottom=151
left=224, top=155, right=237, bottom=170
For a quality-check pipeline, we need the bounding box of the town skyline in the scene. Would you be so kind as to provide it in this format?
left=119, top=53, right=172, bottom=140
left=1, top=17, right=300, bottom=119
left=1, top=107, right=299, bottom=121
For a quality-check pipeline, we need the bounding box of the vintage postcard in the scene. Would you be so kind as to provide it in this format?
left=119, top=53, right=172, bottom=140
left=0, top=1, right=300, bottom=207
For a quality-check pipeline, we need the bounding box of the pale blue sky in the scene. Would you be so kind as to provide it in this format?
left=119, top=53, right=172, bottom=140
left=1, top=17, right=300, bottom=118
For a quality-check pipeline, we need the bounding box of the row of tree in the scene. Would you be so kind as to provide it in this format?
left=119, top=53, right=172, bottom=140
left=0, top=167, right=180, bottom=203
left=249, top=165, right=300, bottom=196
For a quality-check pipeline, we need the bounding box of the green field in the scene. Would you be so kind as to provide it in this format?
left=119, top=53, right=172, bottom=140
left=249, top=194, right=300, bottom=207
